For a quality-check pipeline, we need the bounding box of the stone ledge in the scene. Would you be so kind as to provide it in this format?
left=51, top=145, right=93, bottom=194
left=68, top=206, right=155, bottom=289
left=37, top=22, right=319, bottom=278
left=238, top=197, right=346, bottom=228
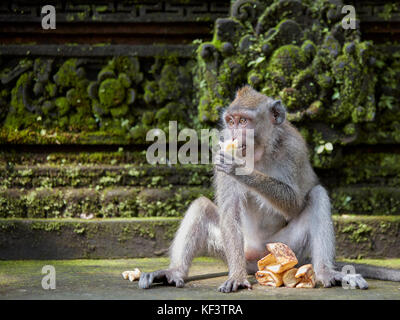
left=334, top=215, right=400, bottom=259
left=0, top=215, right=399, bottom=260
left=0, top=164, right=212, bottom=189
left=0, top=184, right=398, bottom=218
left=0, top=44, right=196, bottom=57
left=1, top=257, right=400, bottom=300
left=0, top=186, right=213, bottom=218
left=331, top=187, right=400, bottom=215
left=0, top=217, right=181, bottom=260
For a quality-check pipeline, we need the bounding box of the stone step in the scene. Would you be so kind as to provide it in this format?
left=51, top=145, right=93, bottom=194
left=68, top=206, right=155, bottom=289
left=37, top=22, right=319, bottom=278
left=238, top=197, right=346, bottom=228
left=1, top=185, right=399, bottom=218
left=2, top=163, right=400, bottom=193
left=315, top=151, right=400, bottom=188
left=0, top=215, right=399, bottom=260
left=0, top=164, right=212, bottom=189
left=1, top=258, right=400, bottom=300
left=2, top=150, right=400, bottom=187
left=331, top=186, right=400, bottom=215
left=0, top=150, right=148, bottom=165
left=0, top=186, right=213, bottom=219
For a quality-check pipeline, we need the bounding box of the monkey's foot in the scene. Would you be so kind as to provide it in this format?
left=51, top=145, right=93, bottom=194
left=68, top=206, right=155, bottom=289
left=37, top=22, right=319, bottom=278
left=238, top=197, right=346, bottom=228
left=333, top=271, right=369, bottom=290
left=138, top=269, right=184, bottom=289
left=316, top=270, right=369, bottom=290
left=315, top=269, right=337, bottom=288
left=218, top=277, right=252, bottom=293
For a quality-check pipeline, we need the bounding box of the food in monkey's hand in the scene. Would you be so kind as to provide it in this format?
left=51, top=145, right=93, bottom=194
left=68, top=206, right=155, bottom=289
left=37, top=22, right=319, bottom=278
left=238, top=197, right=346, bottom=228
left=122, top=268, right=141, bottom=281
left=255, top=242, right=316, bottom=288
left=295, top=264, right=316, bottom=288
left=219, top=138, right=239, bottom=155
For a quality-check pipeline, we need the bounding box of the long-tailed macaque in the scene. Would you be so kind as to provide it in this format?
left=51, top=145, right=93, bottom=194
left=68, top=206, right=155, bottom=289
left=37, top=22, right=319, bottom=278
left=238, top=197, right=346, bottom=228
left=139, top=86, right=400, bottom=292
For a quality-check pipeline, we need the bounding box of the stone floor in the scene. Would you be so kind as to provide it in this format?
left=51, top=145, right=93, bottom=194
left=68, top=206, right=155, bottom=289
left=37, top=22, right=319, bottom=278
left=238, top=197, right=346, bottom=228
left=1, top=257, right=400, bottom=300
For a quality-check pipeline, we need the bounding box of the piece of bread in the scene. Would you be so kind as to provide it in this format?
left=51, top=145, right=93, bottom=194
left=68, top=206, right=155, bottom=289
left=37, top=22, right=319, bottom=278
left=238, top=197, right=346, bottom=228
left=219, top=139, right=239, bottom=155
left=256, top=243, right=316, bottom=289
left=122, top=268, right=141, bottom=281
left=282, top=268, right=301, bottom=288
left=295, top=264, right=316, bottom=288
left=255, top=270, right=283, bottom=287
left=224, top=139, right=239, bottom=152
left=295, top=264, right=314, bottom=279
left=296, top=273, right=316, bottom=288
left=257, top=253, right=276, bottom=271
left=265, top=242, right=298, bottom=273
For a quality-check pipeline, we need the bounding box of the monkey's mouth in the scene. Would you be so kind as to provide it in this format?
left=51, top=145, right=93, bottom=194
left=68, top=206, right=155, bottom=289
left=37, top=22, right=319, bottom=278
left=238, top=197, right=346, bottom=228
left=238, top=145, right=246, bottom=157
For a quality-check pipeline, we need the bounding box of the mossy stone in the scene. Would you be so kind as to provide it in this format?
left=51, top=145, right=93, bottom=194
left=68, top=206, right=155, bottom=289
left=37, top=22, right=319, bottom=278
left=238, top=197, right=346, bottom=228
left=98, top=78, right=125, bottom=107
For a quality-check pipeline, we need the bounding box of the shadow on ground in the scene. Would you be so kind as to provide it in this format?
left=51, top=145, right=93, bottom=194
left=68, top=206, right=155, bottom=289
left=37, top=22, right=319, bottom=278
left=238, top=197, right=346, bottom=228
left=1, top=257, right=399, bottom=300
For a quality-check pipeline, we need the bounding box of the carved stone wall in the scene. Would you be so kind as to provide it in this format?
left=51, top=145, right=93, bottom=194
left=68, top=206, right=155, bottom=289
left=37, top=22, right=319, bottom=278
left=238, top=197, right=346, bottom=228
left=0, top=0, right=399, bottom=217
left=0, top=0, right=229, bottom=144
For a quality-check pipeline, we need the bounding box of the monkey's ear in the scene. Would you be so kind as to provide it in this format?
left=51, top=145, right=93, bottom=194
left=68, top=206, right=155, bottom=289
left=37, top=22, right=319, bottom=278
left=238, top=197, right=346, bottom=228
left=269, top=100, right=286, bottom=125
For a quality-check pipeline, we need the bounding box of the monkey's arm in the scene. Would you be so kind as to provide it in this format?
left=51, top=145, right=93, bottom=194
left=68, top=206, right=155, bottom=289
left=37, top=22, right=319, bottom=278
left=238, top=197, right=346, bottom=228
left=215, top=152, right=302, bottom=217
left=235, top=169, right=302, bottom=217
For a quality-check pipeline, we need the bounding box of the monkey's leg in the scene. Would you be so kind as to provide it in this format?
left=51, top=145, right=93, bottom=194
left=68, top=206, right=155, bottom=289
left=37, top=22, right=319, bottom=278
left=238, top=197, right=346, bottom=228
left=267, top=185, right=368, bottom=289
left=306, top=185, right=367, bottom=289
left=139, top=197, right=224, bottom=289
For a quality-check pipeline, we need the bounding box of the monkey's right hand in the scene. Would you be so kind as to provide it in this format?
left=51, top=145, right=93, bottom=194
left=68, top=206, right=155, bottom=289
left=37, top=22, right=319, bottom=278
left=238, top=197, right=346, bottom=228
left=218, top=276, right=252, bottom=293
left=215, top=150, right=245, bottom=175
left=138, top=269, right=185, bottom=289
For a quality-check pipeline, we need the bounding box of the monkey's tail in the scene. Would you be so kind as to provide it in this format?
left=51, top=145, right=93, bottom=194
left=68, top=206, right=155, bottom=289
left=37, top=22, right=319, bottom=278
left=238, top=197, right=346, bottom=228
left=335, top=261, right=400, bottom=282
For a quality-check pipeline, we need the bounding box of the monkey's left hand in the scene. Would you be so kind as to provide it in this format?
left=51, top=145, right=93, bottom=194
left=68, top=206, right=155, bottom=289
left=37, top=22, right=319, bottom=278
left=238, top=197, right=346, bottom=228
left=215, top=151, right=246, bottom=175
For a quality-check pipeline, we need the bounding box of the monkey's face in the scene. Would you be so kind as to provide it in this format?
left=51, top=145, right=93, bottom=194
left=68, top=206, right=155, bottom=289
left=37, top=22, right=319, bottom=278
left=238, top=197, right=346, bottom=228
left=223, top=112, right=254, bottom=156
left=222, top=88, right=287, bottom=158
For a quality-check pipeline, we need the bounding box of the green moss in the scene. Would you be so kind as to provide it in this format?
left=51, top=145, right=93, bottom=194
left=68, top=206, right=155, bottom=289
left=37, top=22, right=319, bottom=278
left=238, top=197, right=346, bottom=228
left=143, top=80, right=158, bottom=104
left=141, top=111, right=155, bottom=126
left=73, top=223, right=86, bottom=234
left=0, top=222, right=16, bottom=232
left=339, top=258, right=400, bottom=269
left=98, top=78, right=126, bottom=107
left=338, top=153, right=400, bottom=187
left=95, top=5, right=109, bottom=13
left=30, top=221, right=63, bottom=232
left=53, top=59, right=82, bottom=88
left=334, top=215, right=400, bottom=250
left=378, top=3, right=398, bottom=21
left=192, top=0, right=389, bottom=178
left=0, top=190, right=26, bottom=218
left=113, top=56, right=143, bottom=84
left=55, top=97, right=70, bottom=116
left=45, top=82, right=57, bottom=97
left=198, top=95, right=224, bottom=123
left=0, top=177, right=213, bottom=218
left=4, top=72, right=37, bottom=130
left=267, top=45, right=307, bottom=81
left=341, top=223, right=373, bottom=243
left=144, top=59, right=193, bottom=108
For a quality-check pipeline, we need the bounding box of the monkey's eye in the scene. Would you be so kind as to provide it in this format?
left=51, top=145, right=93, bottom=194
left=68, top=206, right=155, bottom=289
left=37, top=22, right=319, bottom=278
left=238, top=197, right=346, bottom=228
left=239, top=118, right=247, bottom=125
left=228, top=119, right=235, bottom=127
